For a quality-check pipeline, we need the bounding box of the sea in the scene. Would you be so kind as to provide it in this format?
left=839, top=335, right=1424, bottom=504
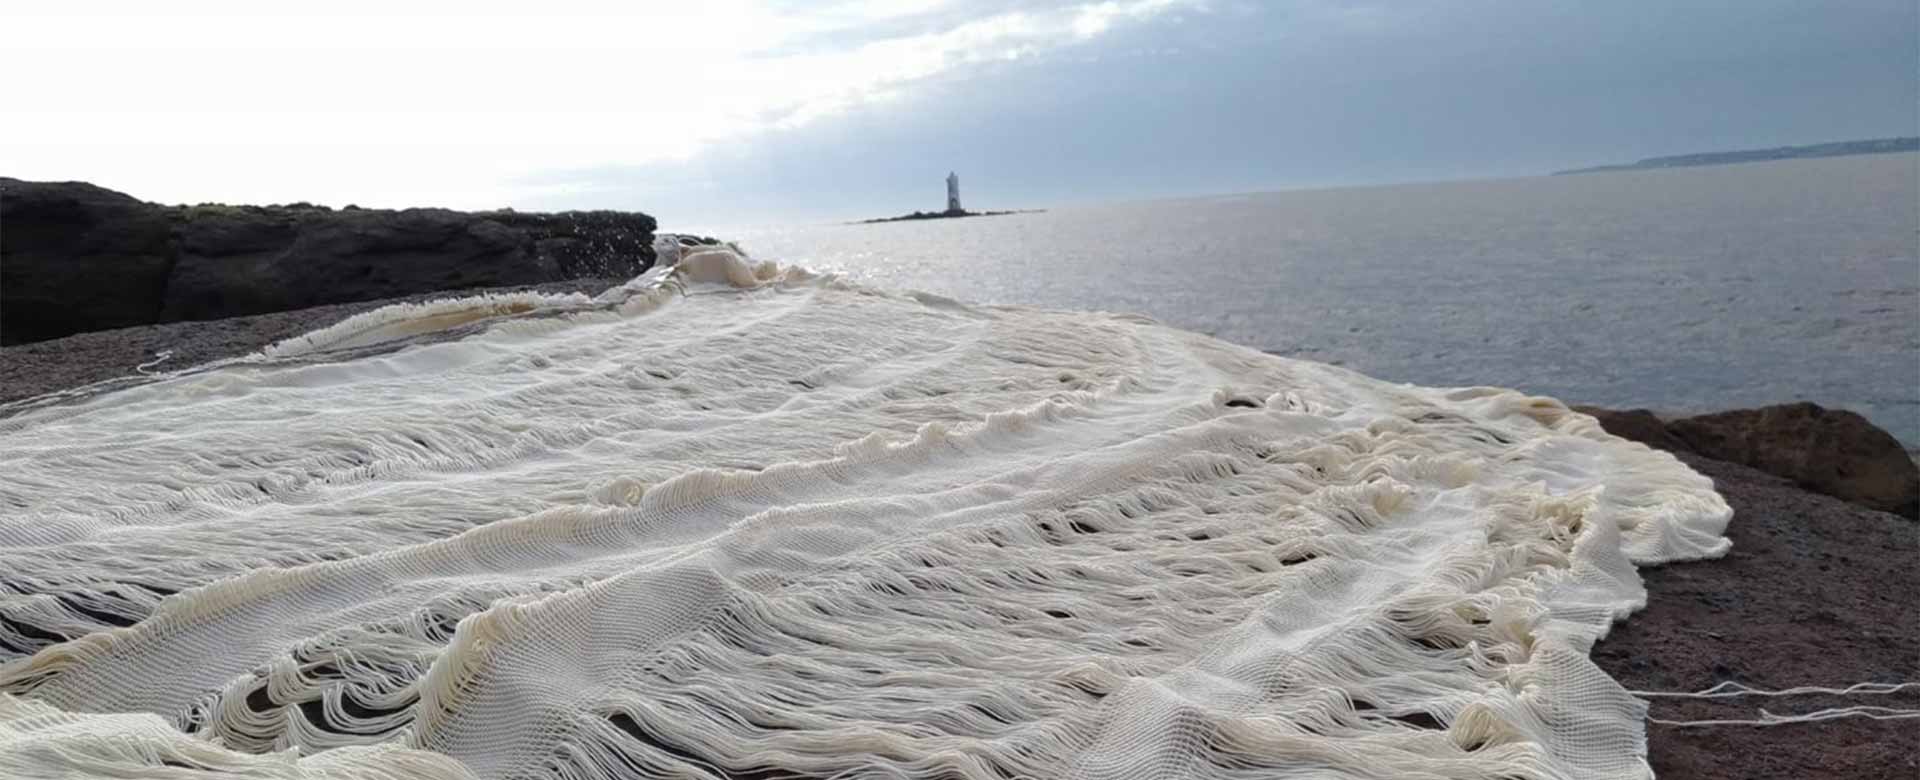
left=726, top=152, right=1920, bottom=448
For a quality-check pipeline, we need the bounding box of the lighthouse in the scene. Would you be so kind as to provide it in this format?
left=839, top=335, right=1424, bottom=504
left=946, top=171, right=962, bottom=214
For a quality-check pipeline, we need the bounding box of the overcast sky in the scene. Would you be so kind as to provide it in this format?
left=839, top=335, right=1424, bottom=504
left=3, top=1, right=1913, bottom=228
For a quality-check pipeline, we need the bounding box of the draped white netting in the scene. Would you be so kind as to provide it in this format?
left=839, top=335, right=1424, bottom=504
left=0, top=249, right=1729, bottom=779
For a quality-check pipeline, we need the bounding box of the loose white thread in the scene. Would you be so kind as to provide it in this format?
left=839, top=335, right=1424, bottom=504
left=135, top=350, right=174, bottom=375
left=1636, top=682, right=1920, bottom=727
left=1632, top=681, right=1920, bottom=699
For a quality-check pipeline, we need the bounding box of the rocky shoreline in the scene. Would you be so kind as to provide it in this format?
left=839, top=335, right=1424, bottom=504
left=0, top=178, right=657, bottom=345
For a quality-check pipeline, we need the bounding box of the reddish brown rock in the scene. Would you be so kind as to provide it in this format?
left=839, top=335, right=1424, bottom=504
left=1594, top=452, right=1919, bottom=779
left=1572, top=406, right=1693, bottom=454
left=1578, top=402, right=1917, bottom=520
left=1667, top=403, right=1917, bottom=520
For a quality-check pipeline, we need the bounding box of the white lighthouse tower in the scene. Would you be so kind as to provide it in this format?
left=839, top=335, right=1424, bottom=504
left=946, top=171, right=962, bottom=214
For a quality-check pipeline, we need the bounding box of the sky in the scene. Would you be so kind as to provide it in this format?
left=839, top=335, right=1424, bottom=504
left=2, top=0, right=1914, bottom=228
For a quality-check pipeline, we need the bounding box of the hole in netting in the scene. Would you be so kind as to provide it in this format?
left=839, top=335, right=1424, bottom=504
left=423, top=613, right=463, bottom=642
left=54, top=595, right=135, bottom=628
left=128, top=581, right=179, bottom=597
left=341, top=692, right=414, bottom=722
left=733, top=714, right=794, bottom=733
left=1470, top=427, right=1513, bottom=445
left=966, top=702, right=1013, bottom=724
left=1225, top=397, right=1262, bottom=408
left=1388, top=712, right=1444, bottom=730
left=294, top=697, right=412, bottom=736
left=244, top=684, right=274, bottom=713
left=0, top=613, right=71, bottom=650
left=1052, top=678, right=1109, bottom=702
left=607, top=712, right=819, bottom=780
left=904, top=575, right=962, bottom=594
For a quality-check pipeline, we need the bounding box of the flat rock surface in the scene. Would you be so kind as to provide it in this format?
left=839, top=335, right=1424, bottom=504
left=1592, top=450, right=1918, bottom=779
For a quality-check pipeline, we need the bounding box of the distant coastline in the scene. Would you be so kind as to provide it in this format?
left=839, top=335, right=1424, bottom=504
left=854, top=208, right=1039, bottom=225
left=1554, top=136, right=1917, bottom=175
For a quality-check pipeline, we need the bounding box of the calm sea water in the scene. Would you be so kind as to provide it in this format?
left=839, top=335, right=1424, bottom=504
left=727, top=154, right=1920, bottom=446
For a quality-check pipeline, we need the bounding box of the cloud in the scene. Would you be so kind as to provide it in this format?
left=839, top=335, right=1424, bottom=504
left=8, top=0, right=1905, bottom=221
left=0, top=0, right=1203, bottom=208
left=1071, top=0, right=1189, bottom=39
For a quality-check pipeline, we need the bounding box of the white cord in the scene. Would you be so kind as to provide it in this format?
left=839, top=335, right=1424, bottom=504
left=1649, top=706, right=1920, bottom=728
left=1631, top=681, right=1920, bottom=699
left=135, top=350, right=175, bottom=375
left=1634, top=681, right=1920, bottom=727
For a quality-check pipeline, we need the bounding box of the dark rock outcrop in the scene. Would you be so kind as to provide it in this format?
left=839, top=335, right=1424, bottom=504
left=1, top=178, right=655, bottom=345
left=0, top=180, right=179, bottom=343
left=1577, top=402, right=1919, bottom=520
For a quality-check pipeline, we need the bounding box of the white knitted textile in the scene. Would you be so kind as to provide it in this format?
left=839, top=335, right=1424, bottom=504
left=0, top=249, right=1730, bottom=779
